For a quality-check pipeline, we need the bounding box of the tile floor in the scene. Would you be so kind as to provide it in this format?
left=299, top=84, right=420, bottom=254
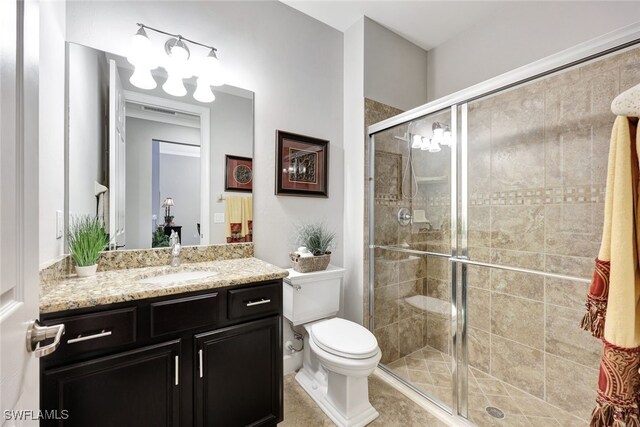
left=387, top=345, right=589, bottom=426
left=279, top=372, right=448, bottom=427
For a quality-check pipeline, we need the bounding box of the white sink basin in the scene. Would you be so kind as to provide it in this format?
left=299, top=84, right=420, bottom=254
left=137, top=271, right=218, bottom=285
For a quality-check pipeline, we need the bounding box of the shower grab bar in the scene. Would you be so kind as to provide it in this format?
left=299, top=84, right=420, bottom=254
left=450, top=258, right=591, bottom=283
left=373, top=244, right=591, bottom=283
left=374, top=245, right=451, bottom=259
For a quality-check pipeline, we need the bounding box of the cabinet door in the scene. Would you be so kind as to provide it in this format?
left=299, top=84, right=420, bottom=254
left=195, top=316, right=282, bottom=427
left=41, top=340, right=181, bottom=427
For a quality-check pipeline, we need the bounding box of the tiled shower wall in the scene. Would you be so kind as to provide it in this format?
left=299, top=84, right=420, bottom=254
left=368, top=44, right=640, bottom=421
left=465, top=45, right=640, bottom=420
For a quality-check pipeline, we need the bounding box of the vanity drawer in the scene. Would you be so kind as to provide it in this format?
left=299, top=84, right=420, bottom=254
left=45, top=307, right=137, bottom=358
left=150, top=292, right=220, bottom=337
left=227, top=282, right=281, bottom=321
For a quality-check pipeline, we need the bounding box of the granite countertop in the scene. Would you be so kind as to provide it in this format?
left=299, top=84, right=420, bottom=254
left=40, top=257, right=289, bottom=314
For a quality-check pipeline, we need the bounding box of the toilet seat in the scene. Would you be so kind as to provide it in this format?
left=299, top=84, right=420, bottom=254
left=310, top=318, right=379, bottom=359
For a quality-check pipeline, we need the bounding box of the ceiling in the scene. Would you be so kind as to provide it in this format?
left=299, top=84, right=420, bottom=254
left=280, top=1, right=507, bottom=50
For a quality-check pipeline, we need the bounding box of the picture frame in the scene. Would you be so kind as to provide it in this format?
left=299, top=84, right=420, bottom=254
left=225, top=155, right=253, bottom=192
left=275, top=130, right=329, bottom=197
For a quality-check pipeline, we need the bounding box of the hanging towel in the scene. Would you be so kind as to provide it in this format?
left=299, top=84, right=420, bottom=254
left=581, top=116, right=640, bottom=427
left=225, top=196, right=243, bottom=243
left=242, top=196, right=253, bottom=242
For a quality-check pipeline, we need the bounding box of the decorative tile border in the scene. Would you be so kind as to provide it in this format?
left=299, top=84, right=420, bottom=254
left=375, top=184, right=606, bottom=207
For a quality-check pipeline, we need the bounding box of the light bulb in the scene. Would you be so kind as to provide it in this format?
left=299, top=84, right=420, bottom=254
left=441, top=129, right=452, bottom=146
left=411, top=134, right=422, bottom=149
left=170, top=43, right=189, bottom=62
left=128, top=27, right=156, bottom=68
left=193, top=77, right=215, bottom=103
left=130, top=66, right=157, bottom=90
left=420, top=138, right=430, bottom=151
left=432, top=127, right=444, bottom=144
left=162, top=71, right=187, bottom=97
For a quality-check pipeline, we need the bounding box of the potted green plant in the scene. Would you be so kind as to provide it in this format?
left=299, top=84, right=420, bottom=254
left=290, top=222, right=336, bottom=273
left=68, top=215, right=109, bottom=277
left=152, top=226, right=170, bottom=248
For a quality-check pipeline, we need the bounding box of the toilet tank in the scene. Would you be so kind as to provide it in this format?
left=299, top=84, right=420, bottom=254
left=283, top=265, right=346, bottom=326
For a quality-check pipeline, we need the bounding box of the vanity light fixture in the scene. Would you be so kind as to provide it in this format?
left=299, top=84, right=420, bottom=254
left=127, top=23, right=224, bottom=103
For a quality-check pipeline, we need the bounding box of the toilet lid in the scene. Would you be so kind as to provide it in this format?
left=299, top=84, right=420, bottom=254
left=310, top=318, right=379, bottom=359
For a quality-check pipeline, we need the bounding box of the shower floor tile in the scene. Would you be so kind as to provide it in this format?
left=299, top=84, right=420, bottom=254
left=385, top=345, right=588, bottom=427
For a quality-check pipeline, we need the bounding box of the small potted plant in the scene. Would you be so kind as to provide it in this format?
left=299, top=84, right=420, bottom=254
left=290, top=222, right=336, bottom=273
left=68, top=215, right=109, bottom=277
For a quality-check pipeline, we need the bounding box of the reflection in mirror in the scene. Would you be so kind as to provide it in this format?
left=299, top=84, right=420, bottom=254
left=66, top=43, right=254, bottom=250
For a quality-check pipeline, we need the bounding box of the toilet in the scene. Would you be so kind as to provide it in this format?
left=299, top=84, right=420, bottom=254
left=283, top=266, right=382, bottom=427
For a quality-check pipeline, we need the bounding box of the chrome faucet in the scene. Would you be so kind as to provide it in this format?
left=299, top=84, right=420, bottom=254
left=169, top=230, right=181, bottom=267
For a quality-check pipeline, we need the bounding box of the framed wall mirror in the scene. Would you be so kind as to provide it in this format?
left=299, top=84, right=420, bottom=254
left=66, top=42, right=254, bottom=250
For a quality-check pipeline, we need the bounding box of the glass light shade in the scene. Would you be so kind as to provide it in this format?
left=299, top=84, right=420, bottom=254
left=411, top=134, right=423, bottom=149
left=193, top=77, right=216, bottom=103
left=162, top=72, right=187, bottom=97
left=428, top=140, right=442, bottom=153
left=129, top=66, right=157, bottom=90
left=199, top=50, right=220, bottom=75
left=420, top=138, right=430, bottom=150
left=169, top=42, right=189, bottom=63
left=128, top=27, right=156, bottom=68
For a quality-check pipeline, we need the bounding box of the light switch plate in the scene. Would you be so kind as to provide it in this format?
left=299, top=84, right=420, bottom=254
left=56, top=210, right=64, bottom=239
left=214, top=213, right=225, bottom=223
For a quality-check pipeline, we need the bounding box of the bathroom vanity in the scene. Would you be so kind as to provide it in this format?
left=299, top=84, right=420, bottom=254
left=38, top=257, right=286, bottom=427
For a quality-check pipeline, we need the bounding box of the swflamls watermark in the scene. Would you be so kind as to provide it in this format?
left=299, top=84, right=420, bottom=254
left=3, top=410, right=69, bottom=421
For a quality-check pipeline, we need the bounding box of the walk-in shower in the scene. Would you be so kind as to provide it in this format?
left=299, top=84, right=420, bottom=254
left=368, top=38, right=640, bottom=426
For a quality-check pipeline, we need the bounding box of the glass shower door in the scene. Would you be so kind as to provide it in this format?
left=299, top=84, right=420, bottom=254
left=371, top=107, right=456, bottom=411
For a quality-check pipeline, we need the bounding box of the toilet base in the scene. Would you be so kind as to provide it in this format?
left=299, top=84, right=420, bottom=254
left=295, top=368, right=379, bottom=427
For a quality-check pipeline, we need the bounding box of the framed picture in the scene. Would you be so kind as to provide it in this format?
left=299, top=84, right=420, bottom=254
left=275, top=131, right=329, bottom=197
left=225, top=155, right=253, bottom=192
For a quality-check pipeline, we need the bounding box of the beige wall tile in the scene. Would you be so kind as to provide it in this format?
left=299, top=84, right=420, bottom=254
left=468, top=286, right=491, bottom=332
left=491, top=205, right=545, bottom=252
left=545, top=354, right=598, bottom=420
left=468, top=327, right=490, bottom=374
left=544, top=204, right=601, bottom=258
left=490, top=250, right=544, bottom=300
left=491, top=335, right=545, bottom=398
left=374, top=284, right=399, bottom=328
left=545, top=277, right=589, bottom=310
left=491, top=293, right=544, bottom=350
left=374, top=323, right=399, bottom=364
left=374, top=257, right=398, bottom=288
left=545, top=304, right=601, bottom=368
left=426, top=313, right=450, bottom=355
left=399, top=315, right=423, bottom=357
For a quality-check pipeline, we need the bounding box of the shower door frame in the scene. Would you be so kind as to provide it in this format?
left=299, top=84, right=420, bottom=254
left=367, top=23, right=640, bottom=422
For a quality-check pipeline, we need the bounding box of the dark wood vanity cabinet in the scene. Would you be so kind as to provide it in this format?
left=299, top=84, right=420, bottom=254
left=40, top=280, right=283, bottom=427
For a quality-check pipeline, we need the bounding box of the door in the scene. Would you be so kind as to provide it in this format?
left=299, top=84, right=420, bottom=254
left=194, top=316, right=282, bottom=427
left=41, top=340, right=181, bottom=427
left=0, top=0, right=41, bottom=422
left=108, top=59, right=126, bottom=249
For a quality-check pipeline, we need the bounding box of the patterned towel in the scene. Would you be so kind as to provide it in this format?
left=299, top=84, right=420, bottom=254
left=581, top=116, right=640, bottom=427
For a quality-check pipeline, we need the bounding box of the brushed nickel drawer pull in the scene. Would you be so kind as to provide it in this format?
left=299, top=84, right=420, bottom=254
left=246, top=299, right=271, bottom=307
left=198, top=349, right=203, bottom=378
left=67, top=330, right=112, bottom=344
left=175, top=356, right=179, bottom=385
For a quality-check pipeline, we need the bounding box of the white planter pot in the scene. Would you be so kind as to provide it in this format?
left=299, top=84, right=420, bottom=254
left=76, top=264, right=98, bottom=277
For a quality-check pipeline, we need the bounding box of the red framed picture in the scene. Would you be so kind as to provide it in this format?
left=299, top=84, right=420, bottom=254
left=275, top=130, right=329, bottom=197
left=225, top=155, right=253, bottom=192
